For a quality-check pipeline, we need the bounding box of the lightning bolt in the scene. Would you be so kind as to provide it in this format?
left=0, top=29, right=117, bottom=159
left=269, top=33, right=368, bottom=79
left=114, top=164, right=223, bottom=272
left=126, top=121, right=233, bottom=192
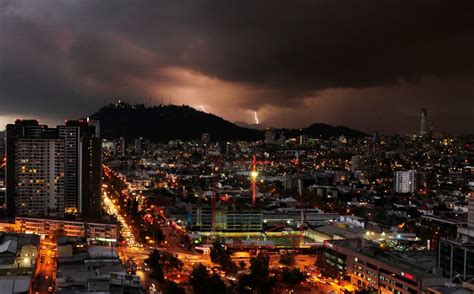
left=253, top=111, right=259, bottom=124
left=198, top=105, right=206, bottom=112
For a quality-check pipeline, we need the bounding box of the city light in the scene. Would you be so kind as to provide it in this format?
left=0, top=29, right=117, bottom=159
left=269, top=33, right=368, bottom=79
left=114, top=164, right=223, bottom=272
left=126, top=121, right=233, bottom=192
left=250, top=170, right=258, bottom=179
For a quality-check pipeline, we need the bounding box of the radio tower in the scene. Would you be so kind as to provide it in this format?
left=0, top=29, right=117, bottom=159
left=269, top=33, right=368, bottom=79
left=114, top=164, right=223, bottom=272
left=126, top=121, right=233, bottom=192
left=211, top=166, right=218, bottom=238
left=250, top=156, right=258, bottom=206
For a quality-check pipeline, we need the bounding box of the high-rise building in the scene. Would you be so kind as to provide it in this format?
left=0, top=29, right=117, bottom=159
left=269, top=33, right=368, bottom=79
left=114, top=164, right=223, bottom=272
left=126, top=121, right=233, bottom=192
left=133, top=137, right=149, bottom=154
left=264, top=128, right=276, bottom=144
left=420, top=108, right=428, bottom=136
left=6, top=119, right=101, bottom=219
left=468, top=192, right=474, bottom=229
left=201, top=133, right=211, bottom=145
left=351, top=155, right=376, bottom=173
left=371, top=131, right=381, bottom=154
left=115, top=137, right=126, bottom=157
left=394, top=170, right=416, bottom=193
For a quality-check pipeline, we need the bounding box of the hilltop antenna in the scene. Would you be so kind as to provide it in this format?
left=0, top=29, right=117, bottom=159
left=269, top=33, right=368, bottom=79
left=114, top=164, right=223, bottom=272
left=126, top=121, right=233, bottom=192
left=161, top=95, right=164, bottom=106
left=169, top=95, right=172, bottom=105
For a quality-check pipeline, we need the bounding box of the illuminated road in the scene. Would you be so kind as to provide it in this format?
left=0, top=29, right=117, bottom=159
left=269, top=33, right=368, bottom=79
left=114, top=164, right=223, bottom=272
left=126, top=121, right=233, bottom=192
left=32, top=240, right=56, bottom=294
left=102, top=187, right=140, bottom=248
left=102, top=164, right=354, bottom=293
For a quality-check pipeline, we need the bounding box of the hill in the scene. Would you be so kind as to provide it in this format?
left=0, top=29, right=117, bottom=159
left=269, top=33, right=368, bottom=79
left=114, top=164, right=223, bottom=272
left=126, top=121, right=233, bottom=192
left=89, top=102, right=367, bottom=142
left=89, top=102, right=261, bottom=142
left=286, top=123, right=367, bottom=138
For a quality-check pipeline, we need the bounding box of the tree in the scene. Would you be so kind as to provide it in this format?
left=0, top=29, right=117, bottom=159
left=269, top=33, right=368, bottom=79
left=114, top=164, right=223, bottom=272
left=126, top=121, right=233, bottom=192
left=152, top=227, right=165, bottom=244
left=250, top=253, right=269, bottom=278
left=239, top=260, right=246, bottom=270
left=145, top=250, right=183, bottom=282
left=179, top=234, right=192, bottom=249
left=210, top=273, right=226, bottom=293
left=159, top=252, right=183, bottom=271
left=237, top=274, right=253, bottom=294
left=245, top=253, right=276, bottom=293
left=190, top=264, right=210, bottom=294
left=210, top=240, right=226, bottom=263
left=162, top=280, right=185, bottom=294
left=189, top=264, right=228, bottom=294
left=146, top=250, right=164, bottom=281
left=279, top=253, right=295, bottom=266
left=210, top=240, right=237, bottom=273
left=281, top=268, right=305, bottom=287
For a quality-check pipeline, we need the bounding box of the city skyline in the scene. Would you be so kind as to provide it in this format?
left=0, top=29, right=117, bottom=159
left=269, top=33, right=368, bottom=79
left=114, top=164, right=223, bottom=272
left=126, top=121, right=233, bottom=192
left=1, top=1, right=474, bottom=134
left=1, top=2, right=474, bottom=293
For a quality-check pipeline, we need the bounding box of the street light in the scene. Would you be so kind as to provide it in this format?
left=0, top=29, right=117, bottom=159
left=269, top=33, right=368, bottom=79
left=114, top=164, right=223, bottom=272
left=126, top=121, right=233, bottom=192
left=250, top=170, right=258, bottom=179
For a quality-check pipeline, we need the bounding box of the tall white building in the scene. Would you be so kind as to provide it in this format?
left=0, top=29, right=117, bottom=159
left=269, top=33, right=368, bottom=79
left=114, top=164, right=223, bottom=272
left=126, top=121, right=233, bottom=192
left=14, top=137, right=65, bottom=217
left=394, top=170, right=416, bottom=193
left=6, top=119, right=101, bottom=219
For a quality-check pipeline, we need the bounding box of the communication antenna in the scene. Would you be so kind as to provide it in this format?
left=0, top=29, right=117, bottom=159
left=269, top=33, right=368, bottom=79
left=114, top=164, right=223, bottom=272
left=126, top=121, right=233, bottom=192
left=251, top=156, right=258, bottom=206
left=211, top=165, right=218, bottom=239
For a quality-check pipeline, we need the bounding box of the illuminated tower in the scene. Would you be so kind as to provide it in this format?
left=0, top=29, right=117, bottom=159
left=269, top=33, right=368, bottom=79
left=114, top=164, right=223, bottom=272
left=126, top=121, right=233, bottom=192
left=250, top=156, right=258, bottom=206
left=420, top=108, right=428, bottom=136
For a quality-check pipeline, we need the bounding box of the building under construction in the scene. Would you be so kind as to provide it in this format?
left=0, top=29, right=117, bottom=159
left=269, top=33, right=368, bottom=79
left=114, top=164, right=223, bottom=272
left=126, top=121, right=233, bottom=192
left=191, top=205, right=263, bottom=232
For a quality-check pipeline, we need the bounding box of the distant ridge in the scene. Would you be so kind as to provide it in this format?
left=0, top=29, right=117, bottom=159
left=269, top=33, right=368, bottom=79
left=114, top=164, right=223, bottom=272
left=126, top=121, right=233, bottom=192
left=234, top=121, right=269, bottom=130
left=89, top=102, right=367, bottom=142
left=286, top=123, right=367, bottom=139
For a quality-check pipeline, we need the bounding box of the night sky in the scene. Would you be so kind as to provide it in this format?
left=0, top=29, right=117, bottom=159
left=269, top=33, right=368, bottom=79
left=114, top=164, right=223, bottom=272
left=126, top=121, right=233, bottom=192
left=1, top=0, right=473, bottom=134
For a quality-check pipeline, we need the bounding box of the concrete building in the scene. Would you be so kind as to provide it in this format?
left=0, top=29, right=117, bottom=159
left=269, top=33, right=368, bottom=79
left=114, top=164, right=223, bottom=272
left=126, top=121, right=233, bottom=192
left=438, top=239, right=474, bottom=280
left=115, top=137, right=126, bottom=157
left=321, top=239, right=445, bottom=293
left=0, top=232, right=40, bottom=294
left=0, top=217, right=118, bottom=242
left=351, top=155, right=378, bottom=182
left=394, top=170, right=417, bottom=193
left=56, top=243, right=140, bottom=293
left=6, top=119, right=101, bottom=219
left=438, top=193, right=474, bottom=279
left=133, top=137, right=149, bottom=154
left=192, top=206, right=262, bottom=232
left=263, top=208, right=339, bottom=227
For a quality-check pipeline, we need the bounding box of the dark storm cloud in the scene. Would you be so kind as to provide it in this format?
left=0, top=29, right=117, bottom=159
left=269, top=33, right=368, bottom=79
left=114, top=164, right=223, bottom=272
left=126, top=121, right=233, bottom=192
left=1, top=0, right=473, bottom=132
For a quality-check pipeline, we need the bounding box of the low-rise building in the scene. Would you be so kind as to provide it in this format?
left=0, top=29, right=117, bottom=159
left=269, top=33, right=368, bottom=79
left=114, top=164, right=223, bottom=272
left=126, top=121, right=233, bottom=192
left=0, top=217, right=118, bottom=242
left=192, top=206, right=262, bottom=232
left=56, top=244, right=140, bottom=293
left=320, top=239, right=445, bottom=294
left=0, top=232, right=40, bottom=294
